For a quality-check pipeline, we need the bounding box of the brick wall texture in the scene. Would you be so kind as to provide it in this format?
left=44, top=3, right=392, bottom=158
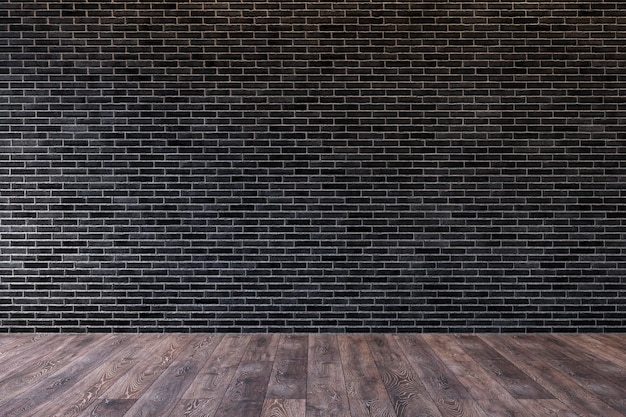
left=1, top=0, right=625, bottom=332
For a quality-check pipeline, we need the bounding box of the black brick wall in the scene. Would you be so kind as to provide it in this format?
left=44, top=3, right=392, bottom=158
left=1, top=0, right=625, bottom=333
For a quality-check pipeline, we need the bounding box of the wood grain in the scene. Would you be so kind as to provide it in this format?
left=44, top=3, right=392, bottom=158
left=212, top=361, right=273, bottom=417
left=394, top=335, right=487, bottom=417
left=173, top=334, right=251, bottom=417
left=0, top=335, right=127, bottom=417
left=423, top=334, right=534, bottom=417
left=0, top=334, right=78, bottom=399
left=34, top=335, right=162, bottom=417
left=368, top=334, right=443, bottom=417
left=123, top=334, right=223, bottom=417
left=266, top=335, right=308, bottom=399
left=338, top=334, right=397, bottom=417
left=481, top=334, right=626, bottom=417
left=507, top=334, right=626, bottom=414
left=306, top=334, right=350, bottom=417
left=0, top=333, right=623, bottom=417
left=454, top=335, right=553, bottom=400
left=261, top=399, right=306, bottom=417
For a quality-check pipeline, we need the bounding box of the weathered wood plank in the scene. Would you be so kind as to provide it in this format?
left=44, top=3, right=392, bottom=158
left=172, top=334, right=251, bottom=417
left=508, top=335, right=626, bottom=414
left=0, top=335, right=128, bottom=417
left=261, top=399, right=306, bottom=417
left=481, top=334, right=626, bottom=417
left=78, top=335, right=192, bottom=417
left=517, top=399, right=584, bottom=417
left=266, top=335, right=308, bottom=399
left=242, top=334, right=280, bottom=362
left=78, top=399, right=136, bottom=417
left=94, top=334, right=192, bottom=402
left=33, top=335, right=161, bottom=417
left=0, top=334, right=77, bottom=379
left=211, top=361, right=274, bottom=417
left=123, top=334, right=223, bottom=417
left=423, top=334, right=535, bottom=417
left=368, top=334, right=443, bottom=417
left=0, top=334, right=79, bottom=399
left=306, top=334, right=350, bottom=417
left=454, top=335, right=553, bottom=400
left=561, top=334, right=626, bottom=371
left=338, top=334, right=397, bottom=417
left=0, top=333, right=621, bottom=417
left=394, top=335, right=487, bottom=417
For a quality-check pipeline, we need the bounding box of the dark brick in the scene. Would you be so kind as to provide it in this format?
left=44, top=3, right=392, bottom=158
left=0, top=0, right=624, bottom=333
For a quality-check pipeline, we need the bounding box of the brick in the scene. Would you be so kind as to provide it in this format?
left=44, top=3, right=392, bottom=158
left=0, top=0, right=624, bottom=333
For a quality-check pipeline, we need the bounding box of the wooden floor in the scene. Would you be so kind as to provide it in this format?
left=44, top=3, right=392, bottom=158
left=0, top=334, right=624, bottom=417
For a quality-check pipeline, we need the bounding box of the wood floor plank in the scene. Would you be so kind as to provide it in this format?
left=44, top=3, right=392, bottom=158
left=393, top=335, right=487, bottom=417
left=423, top=334, right=537, bottom=417
left=211, top=361, right=274, bottom=417
left=588, top=334, right=626, bottom=352
left=0, top=335, right=127, bottom=417
left=123, top=334, right=223, bottom=417
left=507, top=335, right=626, bottom=415
left=0, top=334, right=69, bottom=379
left=338, top=334, right=398, bottom=417
left=0, top=334, right=79, bottom=399
left=481, top=334, right=626, bottom=417
left=211, top=334, right=277, bottom=417
left=172, top=334, right=251, bottom=417
left=266, top=335, right=308, bottom=399
left=243, top=334, right=281, bottom=362
left=0, top=333, right=622, bottom=417
left=561, top=334, right=626, bottom=371
left=261, top=399, right=306, bottom=417
left=182, top=334, right=250, bottom=399
left=368, top=334, right=443, bottom=417
left=454, top=335, right=553, bottom=400
left=517, top=399, right=586, bottom=417
left=78, top=334, right=192, bottom=417
left=94, top=334, right=192, bottom=401
left=306, top=334, right=350, bottom=417
left=77, top=399, right=136, bottom=417
left=32, top=334, right=165, bottom=417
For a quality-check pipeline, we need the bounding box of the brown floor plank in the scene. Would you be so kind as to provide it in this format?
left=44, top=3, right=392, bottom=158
left=261, top=399, right=306, bottom=417
left=32, top=334, right=164, bottom=417
left=211, top=334, right=276, bottom=417
left=338, top=334, right=398, bottom=417
left=423, top=334, right=538, bottom=417
left=394, top=335, right=487, bottom=417
left=0, top=335, right=127, bottom=417
left=211, top=361, right=274, bottom=417
left=0, top=334, right=70, bottom=379
left=454, top=335, right=553, bottom=400
left=0, top=334, right=622, bottom=417
left=306, top=334, right=350, bottom=417
left=266, top=335, right=308, bottom=399
left=173, top=334, right=251, bottom=417
left=123, top=334, right=223, bottom=417
left=0, top=334, right=79, bottom=400
left=78, top=399, right=136, bottom=417
left=562, top=334, right=626, bottom=369
left=368, top=334, right=443, bottom=417
left=243, top=334, right=281, bottom=362
left=78, top=334, right=192, bottom=416
left=481, top=334, right=626, bottom=417
left=508, top=335, right=626, bottom=414
left=517, top=399, right=582, bottom=417
left=589, top=334, right=626, bottom=352
left=94, top=334, right=192, bottom=401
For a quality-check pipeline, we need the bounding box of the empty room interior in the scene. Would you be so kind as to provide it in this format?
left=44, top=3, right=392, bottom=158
left=1, top=0, right=625, bottom=416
